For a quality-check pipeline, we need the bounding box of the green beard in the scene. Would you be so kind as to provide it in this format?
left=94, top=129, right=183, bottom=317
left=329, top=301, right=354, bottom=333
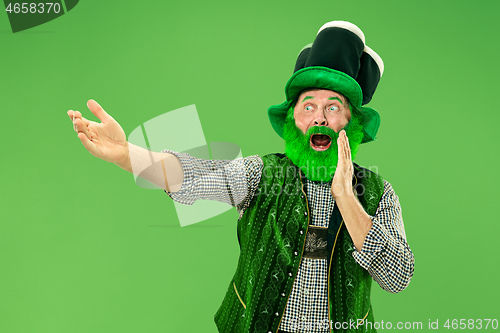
left=284, top=109, right=364, bottom=182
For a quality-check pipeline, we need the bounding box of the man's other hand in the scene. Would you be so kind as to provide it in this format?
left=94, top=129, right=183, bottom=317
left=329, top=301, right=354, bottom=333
left=331, top=130, right=354, bottom=199
left=67, top=100, right=129, bottom=168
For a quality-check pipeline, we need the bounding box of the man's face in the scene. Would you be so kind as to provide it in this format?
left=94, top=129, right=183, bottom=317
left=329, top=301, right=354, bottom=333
left=293, top=89, right=351, bottom=151
left=284, top=88, right=363, bottom=182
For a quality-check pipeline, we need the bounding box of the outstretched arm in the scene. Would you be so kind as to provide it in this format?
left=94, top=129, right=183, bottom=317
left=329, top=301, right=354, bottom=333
left=68, top=100, right=184, bottom=192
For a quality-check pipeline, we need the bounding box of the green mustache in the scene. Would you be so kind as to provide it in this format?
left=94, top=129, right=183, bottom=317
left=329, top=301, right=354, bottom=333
left=305, top=125, right=339, bottom=149
left=307, top=126, right=338, bottom=136
left=284, top=109, right=364, bottom=182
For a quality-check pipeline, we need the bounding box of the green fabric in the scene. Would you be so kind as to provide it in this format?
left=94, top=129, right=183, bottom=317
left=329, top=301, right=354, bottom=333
left=267, top=66, right=381, bottom=144
left=214, top=154, right=384, bottom=333
left=327, top=165, right=384, bottom=332
left=286, top=67, right=364, bottom=108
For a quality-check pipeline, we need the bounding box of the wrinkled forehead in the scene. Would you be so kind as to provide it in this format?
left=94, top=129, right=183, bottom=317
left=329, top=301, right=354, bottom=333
left=295, top=88, right=347, bottom=105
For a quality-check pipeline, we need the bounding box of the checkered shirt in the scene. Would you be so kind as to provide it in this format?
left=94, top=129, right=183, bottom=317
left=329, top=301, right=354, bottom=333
left=163, top=150, right=414, bottom=332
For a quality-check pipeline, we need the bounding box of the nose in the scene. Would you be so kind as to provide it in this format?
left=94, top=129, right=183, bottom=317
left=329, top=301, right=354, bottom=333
left=313, top=110, right=328, bottom=126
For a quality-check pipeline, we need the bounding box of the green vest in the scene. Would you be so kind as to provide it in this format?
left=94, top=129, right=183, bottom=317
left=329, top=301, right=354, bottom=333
left=214, top=154, right=384, bottom=333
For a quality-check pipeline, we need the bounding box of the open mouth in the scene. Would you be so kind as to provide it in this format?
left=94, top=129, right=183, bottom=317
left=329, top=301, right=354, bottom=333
left=310, top=134, right=332, bottom=151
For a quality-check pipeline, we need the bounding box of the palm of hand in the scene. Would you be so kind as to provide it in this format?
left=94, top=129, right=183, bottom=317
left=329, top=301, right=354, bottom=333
left=86, top=120, right=127, bottom=163
left=69, top=100, right=128, bottom=165
left=331, top=130, right=354, bottom=198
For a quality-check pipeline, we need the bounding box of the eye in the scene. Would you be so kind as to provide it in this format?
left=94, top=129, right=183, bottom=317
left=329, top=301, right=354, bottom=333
left=305, top=105, right=313, bottom=111
left=327, top=106, right=339, bottom=113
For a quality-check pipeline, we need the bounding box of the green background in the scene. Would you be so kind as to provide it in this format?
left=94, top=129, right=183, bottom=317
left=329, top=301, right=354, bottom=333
left=1, top=0, right=499, bottom=332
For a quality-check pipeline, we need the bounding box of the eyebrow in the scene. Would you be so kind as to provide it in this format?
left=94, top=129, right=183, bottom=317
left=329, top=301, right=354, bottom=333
left=328, top=97, right=343, bottom=104
left=301, top=96, right=314, bottom=103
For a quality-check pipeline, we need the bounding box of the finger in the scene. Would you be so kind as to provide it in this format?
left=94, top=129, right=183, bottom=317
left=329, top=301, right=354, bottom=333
left=338, top=130, right=347, bottom=161
left=87, top=99, right=112, bottom=123
left=337, top=135, right=344, bottom=163
left=342, top=130, right=351, bottom=161
left=67, top=110, right=82, bottom=118
left=74, top=118, right=91, bottom=140
left=345, top=133, right=351, bottom=161
left=77, top=132, right=99, bottom=157
left=68, top=110, right=78, bottom=131
left=342, top=131, right=348, bottom=160
left=78, top=114, right=90, bottom=126
left=342, top=132, right=353, bottom=180
left=339, top=130, right=345, bottom=156
left=67, top=110, right=89, bottom=126
left=73, top=110, right=82, bottom=120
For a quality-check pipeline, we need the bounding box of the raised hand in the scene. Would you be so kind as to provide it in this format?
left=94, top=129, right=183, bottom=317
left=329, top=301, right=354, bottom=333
left=68, top=100, right=129, bottom=167
left=331, top=130, right=354, bottom=199
left=330, top=129, right=373, bottom=251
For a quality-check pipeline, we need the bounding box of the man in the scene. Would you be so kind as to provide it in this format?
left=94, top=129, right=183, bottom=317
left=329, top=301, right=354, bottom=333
left=68, top=21, right=413, bottom=333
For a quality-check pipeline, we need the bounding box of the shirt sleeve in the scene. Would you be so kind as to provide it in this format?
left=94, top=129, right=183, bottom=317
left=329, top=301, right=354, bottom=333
left=352, top=180, right=415, bottom=293
left=162, top=149, right=263, bottom=214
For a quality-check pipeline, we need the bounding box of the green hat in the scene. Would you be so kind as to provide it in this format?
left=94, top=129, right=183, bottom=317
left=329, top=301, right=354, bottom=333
left=268, top=21, right=384, bottom=144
